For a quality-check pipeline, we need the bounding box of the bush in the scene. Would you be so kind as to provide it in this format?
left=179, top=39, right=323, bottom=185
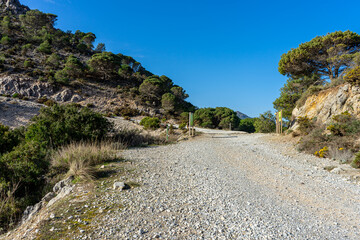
left=238, top=118, right=256, bottom=133
left=51, top=142, right=117, bottom=180
left=254, top=111, right=276, bottom=133
left=140, top=117, right=160, bottom=130
left=179, top=122, right=187, bottom=130
left=37, top=40, right=52, bottom=54
left=0, top=124, right=24, bottom=155
left=351, top=152, right=360, bottom=168
left=344, top=66, right=360, bottom=86
left=25, top=104, right=113, bottom=148
left=0, top=141, right=49, bottom=189
left=113, top=107, right=139, bottom=117
left=0, top=36, right=10, bottom=45
left=297, top=116, right=315, bottom=135
left=23, top=59, right=33, bottom=69
left=54, top=70, right=69, bottom=85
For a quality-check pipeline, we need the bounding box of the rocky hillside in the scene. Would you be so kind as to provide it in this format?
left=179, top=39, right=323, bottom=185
left=0, top=0, right=194, bottom=119
left=291, top=83, right=360, bottom=129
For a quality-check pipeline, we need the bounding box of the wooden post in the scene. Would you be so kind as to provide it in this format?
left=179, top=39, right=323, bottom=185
left=275, top=112, right=279, bottom=133
left=280, top=110, right=283, bottom=134
left=166, top=124, right=169, bottom=142
left=189, top=112, right=191, bottom=137
left=229, top=123, right=232, bottom=131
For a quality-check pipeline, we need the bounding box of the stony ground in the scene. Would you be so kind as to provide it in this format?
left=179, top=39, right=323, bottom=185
left=0, top=96, right=42, bottom=128
left=4, top=132, right=360, bottom=240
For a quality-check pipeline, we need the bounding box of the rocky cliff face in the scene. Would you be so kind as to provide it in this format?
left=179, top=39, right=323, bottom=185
left=292, top=84, right=360, bottom=129
left=0, top=0, right=29, bottom=14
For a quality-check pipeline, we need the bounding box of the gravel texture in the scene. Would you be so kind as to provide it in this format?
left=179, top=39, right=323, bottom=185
left=4, top=132, right=360, bottom=240
left=84, top=133, right=360, bottom=239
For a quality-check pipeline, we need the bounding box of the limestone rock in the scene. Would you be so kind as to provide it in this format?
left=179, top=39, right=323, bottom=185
left=291, top=84, right=360, bottom=129
left=113, top=182, right=127, bottom=191
left=42, top=192, right=55, bottom=202
left=21, top=202, right=43, bottom=224
left=53, top=176, right=74, bottom=193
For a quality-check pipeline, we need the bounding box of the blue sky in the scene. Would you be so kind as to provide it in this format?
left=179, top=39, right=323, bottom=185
left=22, top=0, right=360, bottom=117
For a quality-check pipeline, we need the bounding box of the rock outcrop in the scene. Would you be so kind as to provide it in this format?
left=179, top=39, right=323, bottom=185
left=291, top=84, right=360, bottom=129
left=0, top=75, right=82, bottom=103
left=0, top=0, right=29, bottom=14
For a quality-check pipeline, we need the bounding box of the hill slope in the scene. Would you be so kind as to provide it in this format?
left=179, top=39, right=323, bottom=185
left=0, top=0, right=194, bottom=118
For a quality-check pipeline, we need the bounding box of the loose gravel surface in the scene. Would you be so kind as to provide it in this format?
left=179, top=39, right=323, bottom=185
left=85, top=133, right=360, bottom=239
left=0, top=96, right=42, bottom=128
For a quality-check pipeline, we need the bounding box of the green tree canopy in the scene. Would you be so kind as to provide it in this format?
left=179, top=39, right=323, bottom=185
left=238, top=118, right=256, bottom=133
left=254, top=111, right=276, bottom=133
left=194, top=107, right=240, bottom=129
left=87, top=52, right=122, bottom=80
left=171, top=86, right=189, bottom=100
left=279, top=31, right=360, bottom=81
left=20, top=10, right=57, bottom=35
left=63, top=55, right=83, bottom=78
left=273, top=74, right=322, bottom=120
left=161, top=93, right=176, bottom=113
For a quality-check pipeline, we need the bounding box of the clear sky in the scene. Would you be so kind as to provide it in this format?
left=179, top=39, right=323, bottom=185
left=21, top=0, right=360, bottom=117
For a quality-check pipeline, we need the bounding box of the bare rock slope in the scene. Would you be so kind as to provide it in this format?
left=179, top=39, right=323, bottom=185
left=292, top=83, right=360, bottom=129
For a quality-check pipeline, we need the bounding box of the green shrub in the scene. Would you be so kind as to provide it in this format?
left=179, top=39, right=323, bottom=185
left=113, top=107, right=139, bottom=117
left=351, top=152, right=360, bottom=168
left=179, top=122, right=187, bottom=130
left=238, top=118, right=256, bottom=133
left=140, top=117, right=160, bottom=130
left=0, top=124, right=24, bottom=155
left=54, top=70, right=69, bottom=85
left=0, top=36, right=10, bottom=45
left=0, top=141, right=49, bottom=189
left=37, top=40, right=52, bottom=54
left=25, top=104, right=113, bottom=148
left=297, top=116, right=315, bottom=135
left=11, top=93, right=20, bottom=98
left=254, top=111, right=276, bottom=133
left=46, top=53, right=61, bottom=68
left=23, top=60, right=33, bottom=68
left=344, top=66, right=360, bottom=86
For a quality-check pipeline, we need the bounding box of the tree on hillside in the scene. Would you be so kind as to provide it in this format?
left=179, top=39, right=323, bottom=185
left=20, top=10, right=57, bottom=35
left=161, top=93, right=176, bottom=113
left=171, top=86, right=189, bottom=100
left=87, top=52, right=122, bottom=80
left=279, top=31, right=360, bottom=81
left=273, top=74, right=322, bottom=120
left=63, top=55, right=84, bottom=78
left=139, top=75, right=174, bottom=103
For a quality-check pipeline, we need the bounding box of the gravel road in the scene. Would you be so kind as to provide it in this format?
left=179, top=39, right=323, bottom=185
left=85, top=133, right=360, bottom=239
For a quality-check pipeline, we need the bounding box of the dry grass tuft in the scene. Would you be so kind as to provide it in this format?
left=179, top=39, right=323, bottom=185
left=51, top=142, right=119, bottom=180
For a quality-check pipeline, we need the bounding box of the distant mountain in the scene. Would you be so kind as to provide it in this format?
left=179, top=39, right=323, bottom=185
left=236, top=111, right=250, bottom=119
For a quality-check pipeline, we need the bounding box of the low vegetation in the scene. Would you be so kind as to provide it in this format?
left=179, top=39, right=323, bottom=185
left=0, top=103, right=164, bottom=234
left=297, top=112, right=360, bottom=165
left=51, top=142, right=118, bottom=180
